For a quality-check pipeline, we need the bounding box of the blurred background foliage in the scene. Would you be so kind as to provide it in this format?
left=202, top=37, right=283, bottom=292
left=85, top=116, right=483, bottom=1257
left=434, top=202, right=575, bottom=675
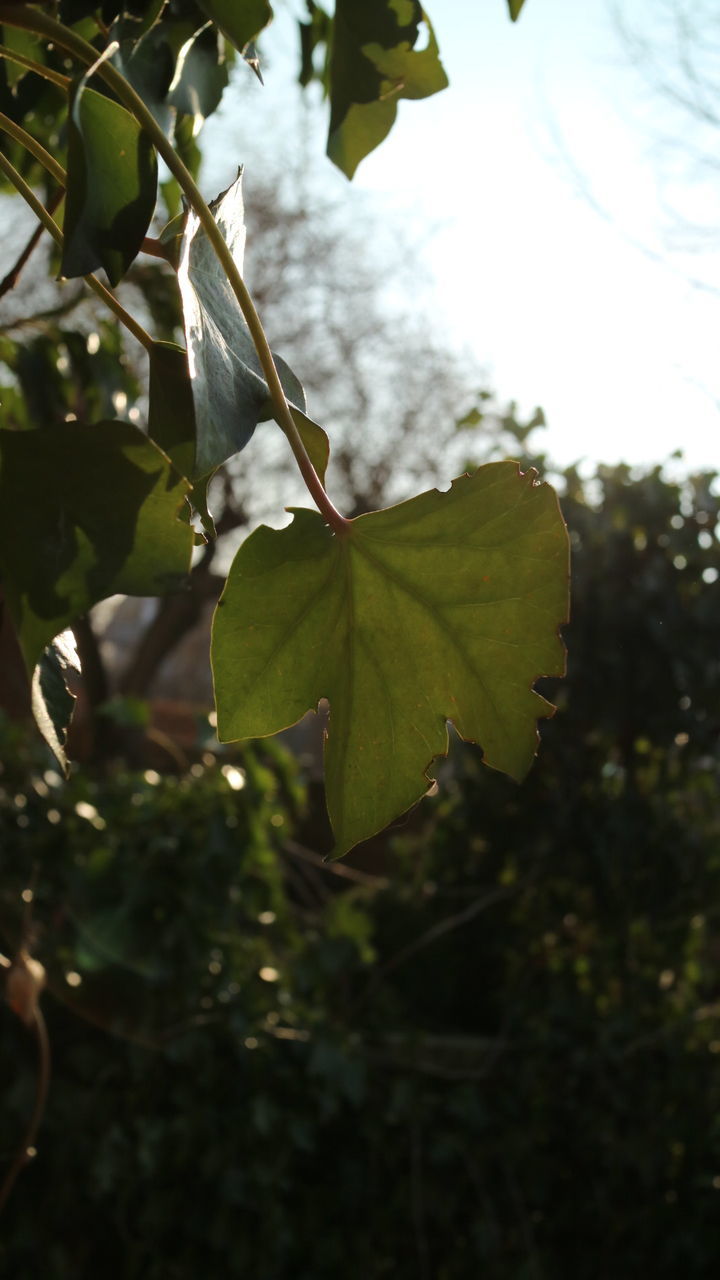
left=1, top=455, right=720, bottom=1278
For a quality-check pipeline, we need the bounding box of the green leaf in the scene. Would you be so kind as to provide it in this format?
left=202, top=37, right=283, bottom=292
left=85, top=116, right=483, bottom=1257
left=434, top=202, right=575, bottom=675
left=0, top=421, right=193, bottom=673
left=196, top=1, right=273, bottom=53
left=112, top=0, right=167, bottom=41
left=507, top=0, right=527, bottom=19
left=298, top=1, right=332, bottom=90
left=148, top=340, right=198, bottom=479
left=240, top=41, right=264, bottom=84
left=178, top=171, right=327, bottom=476
left=289, top=406, right=330, bottom=488
left=0, top=25, right=43, bottom=90
left=456, top=407, right=484, bottom=431
left=31, top=634, right=79, bottom=776
left=110, top=6, right=231, bottom=135
left=328, top=0, right=448, bottom=178
left=158, top=209, right=187, bottom=266
left=212, top=461, right=568, bottom=855
left=110, top=20, right=180, bottom=136
left=148, top=340, right=216, bottom=534
left=62, top=76, right=158, bottom=286
left=167, top=24, right=229, bottom=126
left=147, top=341, right=327, bottom=505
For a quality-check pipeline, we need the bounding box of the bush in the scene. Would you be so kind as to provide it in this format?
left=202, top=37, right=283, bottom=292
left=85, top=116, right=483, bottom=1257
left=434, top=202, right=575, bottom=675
left=1, top=462, right=720, bottom=1278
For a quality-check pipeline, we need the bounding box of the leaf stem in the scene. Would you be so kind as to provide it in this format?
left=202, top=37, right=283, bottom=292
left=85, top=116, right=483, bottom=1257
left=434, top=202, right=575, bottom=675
left=141, top=235, right=172, bottom=261
left=0, top=150, right=154, bottom=352
left=0, top=3, right=351, bottom=534
left=0, top=42, right=69, bottom=89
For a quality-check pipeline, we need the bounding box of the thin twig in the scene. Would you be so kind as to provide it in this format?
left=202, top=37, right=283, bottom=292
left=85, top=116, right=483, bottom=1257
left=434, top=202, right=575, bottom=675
left=0, top=149, right=154, bottom=351
left=375, top=884, right=514, bottom=982
left=0, top=186, right=63, bottom=300
left=0, top=41, right=69, bottom=89
left=0, top=286, right=86, bottom=333
left=366, top=1030, right=510, bottom=1081
left=283, top=838, right=390, bottom=889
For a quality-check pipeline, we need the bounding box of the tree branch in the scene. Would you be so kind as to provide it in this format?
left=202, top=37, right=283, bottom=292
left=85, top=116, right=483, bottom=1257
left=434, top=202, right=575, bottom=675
left=0, top=188, right=63, bottom=300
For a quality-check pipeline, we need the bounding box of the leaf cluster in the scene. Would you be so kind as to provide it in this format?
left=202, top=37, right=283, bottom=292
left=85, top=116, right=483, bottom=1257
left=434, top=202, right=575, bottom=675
left=0, top=0, right=563, bottom=854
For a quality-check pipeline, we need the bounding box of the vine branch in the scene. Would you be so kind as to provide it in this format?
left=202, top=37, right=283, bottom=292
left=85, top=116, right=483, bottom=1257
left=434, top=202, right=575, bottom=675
left=0, top=41, right=69, bottom=89
left=0, top=149, right=154, bottom=352
left=0, top=4, right=351, bottom=534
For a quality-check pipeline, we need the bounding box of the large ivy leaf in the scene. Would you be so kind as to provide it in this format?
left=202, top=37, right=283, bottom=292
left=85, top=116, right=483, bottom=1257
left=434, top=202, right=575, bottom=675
left=177, top=171, right=329, bottom=478
left=196, top=1, right=273, bottom=53
left=61, top=76, right=158, bottom=286
left=0, top=421, right=193, bottom=673
left=31, top=634, right=79, bottom=776
left=212, top=462, right=569, bottom=855
left=328, top=0, right=448, bottom=178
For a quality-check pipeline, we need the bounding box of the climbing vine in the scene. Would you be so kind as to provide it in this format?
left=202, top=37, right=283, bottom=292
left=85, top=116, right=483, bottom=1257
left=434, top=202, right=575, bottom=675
left=0, top=0, right=566, bottom=857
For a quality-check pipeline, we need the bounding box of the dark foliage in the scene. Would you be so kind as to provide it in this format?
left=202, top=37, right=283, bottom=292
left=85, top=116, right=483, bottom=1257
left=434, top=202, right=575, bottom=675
left=1, top=461, right=719, bottom=1277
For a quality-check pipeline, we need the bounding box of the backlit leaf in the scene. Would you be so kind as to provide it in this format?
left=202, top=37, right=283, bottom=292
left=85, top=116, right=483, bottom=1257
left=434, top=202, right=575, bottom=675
left=0, top=421, right=193, bottom=673
left=328, top=0, right=448, bottom=178
left=110, top=19, right=180, bottom=136
left=241, top=41, right=264, bottom=84
left=167, top=24, right=229, bottom=126
left=148, top=340, right=197, bottom=480
left=148, top=340, right=216, bottom=534
left=110, top=4, right=232, bottom=135
left=213, top=461, right=569, bottom=855
left=31, top=634, right=79, bottom=776
left=149, top=339, right=328, bottom=491
left=112, top=0, right=166, bottom=41
left=178, top=171, right=328, bottom=477
left=196, top=1, right=273, bottom=53
left=288, top=406, right=330, bottom=488
left=62, top=76, right=158, bottom=286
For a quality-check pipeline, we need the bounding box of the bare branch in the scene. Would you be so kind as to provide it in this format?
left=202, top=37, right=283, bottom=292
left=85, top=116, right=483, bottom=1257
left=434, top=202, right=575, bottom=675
left=0, top=188, right=62, bottom=300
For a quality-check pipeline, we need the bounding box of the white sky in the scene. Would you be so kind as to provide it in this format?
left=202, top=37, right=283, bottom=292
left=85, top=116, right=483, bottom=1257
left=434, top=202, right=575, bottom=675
left=205, top=0, right=720, bottom=473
